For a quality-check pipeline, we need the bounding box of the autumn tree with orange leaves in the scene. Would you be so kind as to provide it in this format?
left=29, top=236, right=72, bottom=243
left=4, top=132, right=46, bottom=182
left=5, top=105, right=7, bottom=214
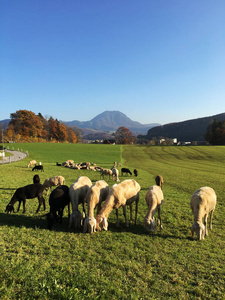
left=114, top=126, right=134, bottom=144
left=7, top=110, right=78, bottom=143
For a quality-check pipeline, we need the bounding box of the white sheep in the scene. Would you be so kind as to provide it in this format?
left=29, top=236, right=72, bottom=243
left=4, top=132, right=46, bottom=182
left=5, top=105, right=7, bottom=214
left=190, top=186, right=217, bottom=240
left=27, top=160, right=36, bottom=168
left=112, top=168, right=120, bottom=182
left=69, top=176, right=92, bottom=229
left=96, top=179, right=141, bottom=231
left=83, top=180, right=109, bottom=233
left=143, top=185, right=164, bottom=232
left=62, top=160, right=74, bottom=167
left=100, top=168, right=113, bottom=180
left=43, top=176, right=65, bottom=195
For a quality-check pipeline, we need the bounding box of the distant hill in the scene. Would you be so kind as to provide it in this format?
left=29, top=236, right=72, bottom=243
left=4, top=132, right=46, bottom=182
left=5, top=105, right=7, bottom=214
left=0, top=119, right=10, bottom=129
left=142, top=113, right=225, bottom=142
left=64, top=111, right=159, bottom=135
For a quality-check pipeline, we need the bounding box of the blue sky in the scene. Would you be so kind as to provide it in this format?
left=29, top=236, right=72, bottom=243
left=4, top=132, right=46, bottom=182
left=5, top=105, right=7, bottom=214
left=1, top=0, right=225, bottom=125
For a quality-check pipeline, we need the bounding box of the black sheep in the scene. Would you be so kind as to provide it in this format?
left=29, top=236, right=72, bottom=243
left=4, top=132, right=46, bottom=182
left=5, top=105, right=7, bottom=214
left=33, top=174, right=40, bottom=184
left=46, top=185, right=71, bottom=230
left=32, top=165, right=44, bottom=172
left=5, top=183, right=46, bottom=214
left=133, top=169, right=138, bottom=177
left=121, top=168, right=132, bottom=176
left=155, top=175, right=164, bottom=189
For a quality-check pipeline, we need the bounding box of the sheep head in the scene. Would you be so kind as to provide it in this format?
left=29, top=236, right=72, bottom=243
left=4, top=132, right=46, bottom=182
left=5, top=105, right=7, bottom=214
left=191, top=222, right=206, bottom=240
left=83, top=217, right=96, bottom=233
left=46, top=212, right=55, bottom=230
left=5, top=204, right=14, bottom=214
left=70, top=210, right=83, bottom=228
left=96, top=216, right=108, bottom=231
left=143, top=217, right=157, bottom=232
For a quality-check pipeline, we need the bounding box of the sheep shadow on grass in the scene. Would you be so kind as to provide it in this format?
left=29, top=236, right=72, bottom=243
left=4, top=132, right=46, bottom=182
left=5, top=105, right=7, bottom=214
left=0, top=212, right=70, bottom=233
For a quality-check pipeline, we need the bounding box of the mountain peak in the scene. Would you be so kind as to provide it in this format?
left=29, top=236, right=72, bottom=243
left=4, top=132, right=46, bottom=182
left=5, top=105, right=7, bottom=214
left=64, top=111, right=159, bottom=135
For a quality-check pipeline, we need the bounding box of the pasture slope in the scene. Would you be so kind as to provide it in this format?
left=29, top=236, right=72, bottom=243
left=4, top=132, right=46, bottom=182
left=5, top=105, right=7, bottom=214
left=0, top=143, right=224, bottom=299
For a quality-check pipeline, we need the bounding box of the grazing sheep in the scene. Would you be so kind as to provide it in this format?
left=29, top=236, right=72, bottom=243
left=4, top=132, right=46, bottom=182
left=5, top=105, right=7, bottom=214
left=62, top=160, right=74, bottom=167
left=155, top=175, right=164, bottom=189
left=133, top=169, right=138, bottom=177
left=46, top=185, right=71, bottom=230
left=27, top=160, right=36, bottom=168
left=83, top=216, right=97, bottom=233
left=95, top=166, right=103, bottom=172
left=69, top=176, right=92, bottom=229
left=5, top=183, right=45, bottom=214
left=190, top=187, right=217, bottom=240
left=121, top=168, right=132, bottom=176
left=96, top=179, right=141, bottom=231
left=112, top=168, right=120, bottom=182
left=43, top=175, right=65, bottom=195
left=89, top=166, right=97, bottom=171
left=33, top=174, right=40, bottom=184
left=100, top=168, right=113, bottom=180
left=32, top=165, right=44, bottom=172
left=143, top=185, right=164, bottom=232
left=83, top=180, right=109, bottom=233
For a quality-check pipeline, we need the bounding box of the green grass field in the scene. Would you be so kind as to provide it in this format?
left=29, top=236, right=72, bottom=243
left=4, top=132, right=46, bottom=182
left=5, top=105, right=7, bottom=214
left=0, top=144, right=224, bottom=299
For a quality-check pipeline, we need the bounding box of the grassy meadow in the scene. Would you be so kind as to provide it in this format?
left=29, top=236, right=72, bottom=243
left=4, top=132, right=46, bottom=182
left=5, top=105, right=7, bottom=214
left=0, top=143, right=224, bottom=299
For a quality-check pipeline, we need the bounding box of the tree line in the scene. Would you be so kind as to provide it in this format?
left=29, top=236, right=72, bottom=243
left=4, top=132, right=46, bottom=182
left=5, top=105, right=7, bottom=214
left=3, top=110, right=135, bottom=144
left=205, top=119, right=225, bottom=145
left=5, top=110, right=80, bottom=143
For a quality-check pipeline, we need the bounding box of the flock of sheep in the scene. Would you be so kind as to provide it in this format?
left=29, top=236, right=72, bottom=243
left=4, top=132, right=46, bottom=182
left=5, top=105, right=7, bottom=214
left=5, top=160, right=217, bottom=241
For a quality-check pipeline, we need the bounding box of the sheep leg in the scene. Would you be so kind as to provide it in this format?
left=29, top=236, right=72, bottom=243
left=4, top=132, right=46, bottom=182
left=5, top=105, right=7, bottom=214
left=22, top=199, right=26, bottom=213
left=130, top=205, right=133, bottom=223
left=36, top=196, right=45, bottom=213
left=42, top=197, right=46, bottom=211
left=68, top=215, right=73, bottom=229
left=82, top=202, right=86, bottom=218
left=97, top=203, right=101, bottom=214
left=67, top=202, right=71, bottom=217
left=58, top=208, right=63, bottom=223
left=123, top=205, right=129, bottom=227
left=158, top=206, right=163, bottom=230
left=17, top=200, right=22, bottom=212
left=209, top=209, right=214, bottom=230
left=116, top=209, right=119, bottom=227
left=134, top=197, right=139, bottom=225
left=204, top=215, right=208, bottom=236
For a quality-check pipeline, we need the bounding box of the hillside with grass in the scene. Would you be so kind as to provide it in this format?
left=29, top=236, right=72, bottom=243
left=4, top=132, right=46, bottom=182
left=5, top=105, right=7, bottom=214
left=0, top=144, right=224, bottom=299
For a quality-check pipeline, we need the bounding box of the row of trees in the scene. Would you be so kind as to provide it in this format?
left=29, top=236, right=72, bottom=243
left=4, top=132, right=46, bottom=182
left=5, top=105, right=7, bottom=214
left=4, top=111, right=224, bottom=145
left=6, top=110, right=80, bottom=143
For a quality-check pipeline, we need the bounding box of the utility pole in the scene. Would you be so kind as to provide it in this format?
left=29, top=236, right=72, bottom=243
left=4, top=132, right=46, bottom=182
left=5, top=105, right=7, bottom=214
left=2, top=130, right=4, bottom=159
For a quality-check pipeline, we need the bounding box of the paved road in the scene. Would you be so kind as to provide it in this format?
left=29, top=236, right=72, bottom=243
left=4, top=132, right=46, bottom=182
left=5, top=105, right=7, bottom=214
left=0, top=150, right=27, bottom=165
